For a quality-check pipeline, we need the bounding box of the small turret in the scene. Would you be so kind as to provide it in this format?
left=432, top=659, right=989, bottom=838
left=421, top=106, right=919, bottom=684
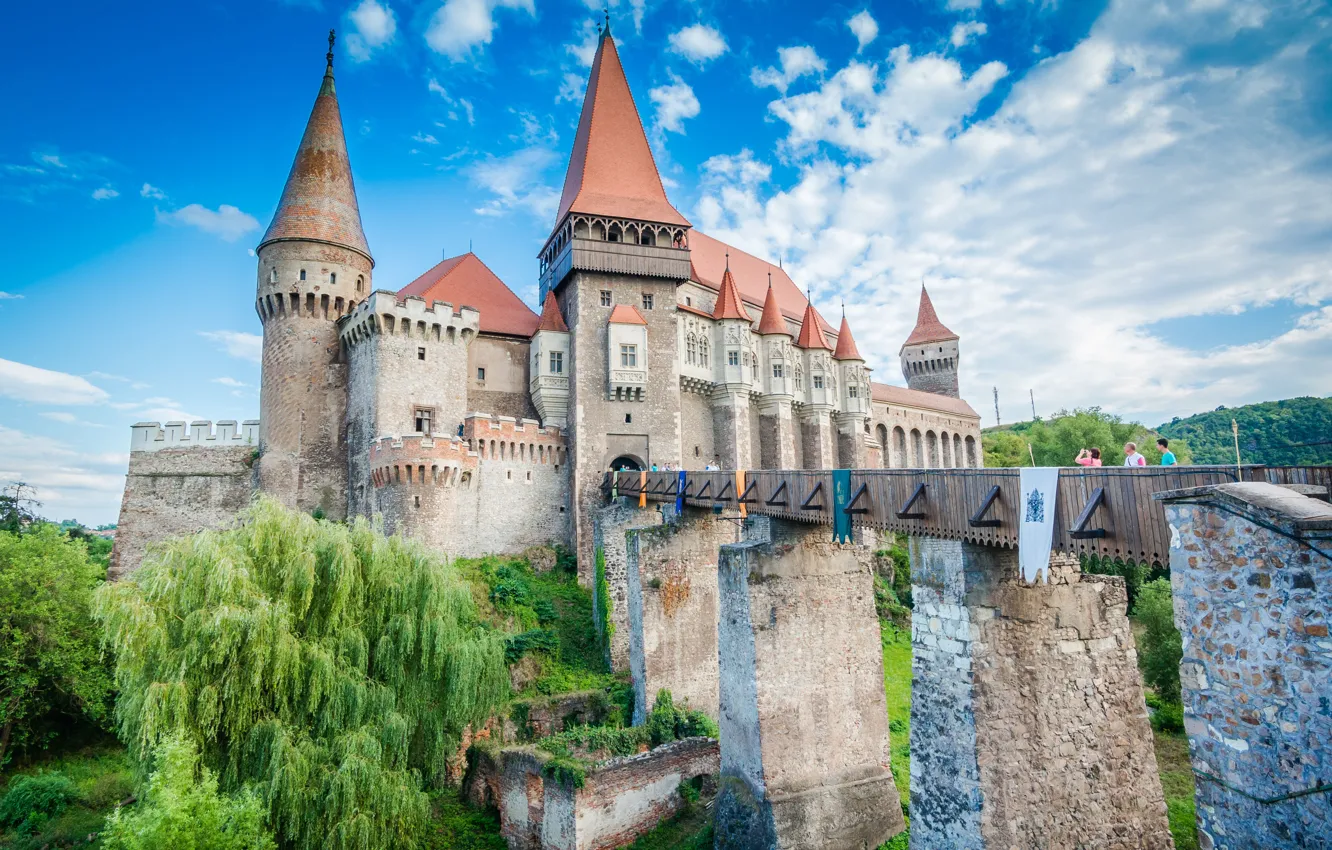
left=757, top=277, right=793, bottom=398
left=530, top=292, right=571, bottom=427
left=833, top=310, right=870, bottom=417
left=900, top=285, right=960, bottom=399
left=713, top=261, right=754, bottom=387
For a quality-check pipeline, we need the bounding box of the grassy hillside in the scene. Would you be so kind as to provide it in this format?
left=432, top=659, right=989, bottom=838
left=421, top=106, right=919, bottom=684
left=1157, top=397, right=1332, bottom=466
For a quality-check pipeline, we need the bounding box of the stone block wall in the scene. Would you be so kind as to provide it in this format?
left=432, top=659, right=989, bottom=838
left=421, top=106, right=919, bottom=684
left=111, top=423, right=258, bottom=578
left=715, top=520, right=905, bottom=849
left=592, top=498, right=661, bottom=671
left=498, top=738, right=719, bottom=850
left=909, top=539, right=1172, bottom=850
left=625, top=509, right=754, bottom=724
left=1160, top=483, right=1332, bottom=850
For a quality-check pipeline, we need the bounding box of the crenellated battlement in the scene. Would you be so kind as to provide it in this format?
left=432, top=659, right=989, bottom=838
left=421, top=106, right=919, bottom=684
left=130, top=420, right=260, bottom=453
left=369, top=434, right=478, bottom=488
left=340, top=289, right=480, bottom=349
left=463, top=412, right=567, bottom=465
left=256, top=286, right=365, bottom=325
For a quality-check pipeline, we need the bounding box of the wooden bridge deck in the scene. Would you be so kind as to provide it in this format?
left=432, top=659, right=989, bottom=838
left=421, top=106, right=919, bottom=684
left=606, top=465, right=1331, bottom=565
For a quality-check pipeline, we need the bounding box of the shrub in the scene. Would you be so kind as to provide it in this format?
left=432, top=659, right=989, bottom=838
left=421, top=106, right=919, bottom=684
left=0, top=772, right=76, bottom=832
left=1136, top=579, right=1184, bottom=704
left=594, top=546, right=615, bottom=650
left=1151, top=701, right=1185, bottom=734
left=102, top=733, right=275, bottom=850
left=647, top=690, right=718, bottom=747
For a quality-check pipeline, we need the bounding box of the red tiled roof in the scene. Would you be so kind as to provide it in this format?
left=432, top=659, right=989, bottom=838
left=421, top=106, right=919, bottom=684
left=756, top=283, right=789, bottom=335
left=833, top=314, right=863, bottom=360
left=903, top=285, right=958, bottom=347
left=554, top=31, right=689, bottom=228
left=872, top=382, right=979, bottom=419
left=259, top=50, right=372, bottom=263
left=678, top=302, right=714, bottom=319
left=535, top=291, right=569, bottom=333
left=711, top=266, right=751, bottom=321
left=688, top=231, right=834, bottom=334
left=796, top=300, right=832, bottom=350
left=397, top=253, right=538, bottom=337
left=608, top=303, right=648, bottom=325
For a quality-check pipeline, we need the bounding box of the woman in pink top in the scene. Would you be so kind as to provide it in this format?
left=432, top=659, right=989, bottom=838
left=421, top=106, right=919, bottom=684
left=1075, top=448, right=1102, bottom=467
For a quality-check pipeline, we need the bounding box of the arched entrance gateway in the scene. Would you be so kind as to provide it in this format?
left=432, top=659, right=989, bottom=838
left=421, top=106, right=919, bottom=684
left=608, top=455, right=644, bottom=472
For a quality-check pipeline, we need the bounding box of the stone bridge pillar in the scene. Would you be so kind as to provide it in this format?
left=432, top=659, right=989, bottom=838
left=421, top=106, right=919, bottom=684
left=1157, top=482, right=1332, bottom=849
left=625, top=508, right=768, bottom=724
left=593, top=497, right=662, bottom=672
left=714, top=520, right=905, bottom=849
left=908, top=537, right=1171, bottom=850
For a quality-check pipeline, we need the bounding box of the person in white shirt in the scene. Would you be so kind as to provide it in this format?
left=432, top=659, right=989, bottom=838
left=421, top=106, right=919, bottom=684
left=1123, top=442, right=1147, bottom=467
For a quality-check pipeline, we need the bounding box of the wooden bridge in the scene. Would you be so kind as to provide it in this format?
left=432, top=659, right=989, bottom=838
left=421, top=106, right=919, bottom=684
left=605, top=465, right=1331, bottom=565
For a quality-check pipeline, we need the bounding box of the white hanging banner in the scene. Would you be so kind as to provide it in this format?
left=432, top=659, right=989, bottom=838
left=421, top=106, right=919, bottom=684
left=1018, top=467, right=1061, bottom=584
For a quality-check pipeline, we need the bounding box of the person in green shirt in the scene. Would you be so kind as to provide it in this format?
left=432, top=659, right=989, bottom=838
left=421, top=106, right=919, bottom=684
left=1157, top=438, right=1177, bottom=466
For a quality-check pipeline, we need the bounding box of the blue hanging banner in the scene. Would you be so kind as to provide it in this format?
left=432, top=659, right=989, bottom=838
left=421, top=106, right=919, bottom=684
left=832, top=469, right=852, bottom=543
left=676, top=470, right=686, bottom=515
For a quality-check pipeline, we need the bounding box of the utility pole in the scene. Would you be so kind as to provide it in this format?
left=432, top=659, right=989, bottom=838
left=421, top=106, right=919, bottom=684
left=1030, top=389, right=1037, bottom=421
left=993, top=387, right=1001, bottom=427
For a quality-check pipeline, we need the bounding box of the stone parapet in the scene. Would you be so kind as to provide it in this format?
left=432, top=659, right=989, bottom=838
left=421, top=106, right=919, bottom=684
left=130, top=420, right=260, bottom=453
left=1157, top=482, right=1332, bottom=850
left=463, top=413, right=567, bottom=464
left=368, top=434, right=478, bottom=488
left=339, top=289, right=480, bottom=349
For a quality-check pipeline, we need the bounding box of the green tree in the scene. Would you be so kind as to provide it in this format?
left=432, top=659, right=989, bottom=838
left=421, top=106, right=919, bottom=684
left=0, top=525, right=113, bottom=767
left=982, top=431, right=1031, bottom=468
left=1136, top=579, right=1183, bottom=704
left=102, top=732, right=275, bottom=850
left=0, top=483, right=42, bottom=535
left=1158, top=396, right=1332, bottom=466
left=95, top=497, right=510, bottom=850
left=996, top=407, right=1192, bottom=468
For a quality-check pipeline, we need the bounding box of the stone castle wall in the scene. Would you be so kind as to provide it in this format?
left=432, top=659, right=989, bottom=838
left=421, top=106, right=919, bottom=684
left=469, top=334, right=540, bottom=421
left=902, top=337, right=960, bottom=398
left=1161, top=484, right=1332, bottom=849
left=908, top=540, right=1171, bottom=849
left=110, top=421, right=259, bottom=579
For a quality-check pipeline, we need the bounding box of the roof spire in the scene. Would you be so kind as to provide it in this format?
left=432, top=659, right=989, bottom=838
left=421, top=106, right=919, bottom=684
left=725, top=251, right=730, bottom=270
left=796, top=294, right=831, bottom=350
left=603, top=5, right=611, bottom=35
left=712, top=261, right=750, bottom=321
left=757, top=272, right=789, bottom=335
left=902, top=283, right=959, bottom=347
left=833, top=311, right=863, bottom=360
left=258, top=31, right=372, bottom=264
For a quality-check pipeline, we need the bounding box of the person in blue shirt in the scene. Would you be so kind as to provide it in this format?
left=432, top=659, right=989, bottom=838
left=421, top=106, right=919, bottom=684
left=1157, top=438, right=1177, bottom=466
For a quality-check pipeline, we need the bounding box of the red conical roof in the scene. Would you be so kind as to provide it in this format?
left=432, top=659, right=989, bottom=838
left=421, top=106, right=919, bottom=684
left=554, top=30, right=689, bottom=228
left=903, top=285, right=958, bottom=347
left=535, top=291, right=569, bottom=333
left=796, top=299, right=832, bottom=350
left=833, top=314, right=863, bottom=360
left=398, top=253, right=538, bottom=337
left=756, top=282, right=789, bottom=335
left=712, top=265, right=750, bottom=321
left=259, top=39, right=371, bottom=264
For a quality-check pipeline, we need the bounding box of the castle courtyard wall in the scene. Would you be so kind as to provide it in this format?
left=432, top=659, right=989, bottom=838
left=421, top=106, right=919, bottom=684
left=470, top=334, right=541, bottom=422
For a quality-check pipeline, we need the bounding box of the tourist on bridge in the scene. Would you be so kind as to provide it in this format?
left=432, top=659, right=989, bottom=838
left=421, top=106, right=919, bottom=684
left=1123, top=442, right=1147, bottom=467
left=1157, top=438, right=1177, bottom=466
left=1075, top=448, right=1103, bottom=467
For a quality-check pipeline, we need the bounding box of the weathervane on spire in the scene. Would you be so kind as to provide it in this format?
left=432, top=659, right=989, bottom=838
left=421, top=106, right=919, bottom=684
left=327, top=29, right=336, bottom=70
left=725, top=251, right=730, bottom=270
left=604, top=5, right=611, bottom=33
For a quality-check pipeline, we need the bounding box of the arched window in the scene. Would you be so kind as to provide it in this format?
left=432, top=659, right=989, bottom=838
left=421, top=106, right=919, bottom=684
left=926, top=430, right=940, bottom=468
left=574, top=219, right=590, bottom=238
left=941, top=431, right=953, bottom=467
left=699, top=337, right=709, bottom=367
left=910, top=429, right=923, bottom=467
left=269, top=267, right=278, bottom=283
left=686, top=333, right=697, bottom=365
left=592, top=221, right=606, bottom=240
left=608, top=223, right=622, bottom=243
left=965, top=435, right=978, bottom=468
left=893, top=427, right=907, bottom=468
left=876, top=424, right=890, bottom=468
left=954, top=433, right=963, bottom=467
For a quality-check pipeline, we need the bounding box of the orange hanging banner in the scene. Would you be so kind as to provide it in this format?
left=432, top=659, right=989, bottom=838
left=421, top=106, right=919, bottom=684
left=639, top=470, right=647, bottom=508
left=737, top=470, right=747, bottom=519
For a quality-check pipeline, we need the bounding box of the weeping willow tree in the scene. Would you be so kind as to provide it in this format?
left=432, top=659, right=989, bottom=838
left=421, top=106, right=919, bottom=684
left=95, top=497, right=509, bottom=850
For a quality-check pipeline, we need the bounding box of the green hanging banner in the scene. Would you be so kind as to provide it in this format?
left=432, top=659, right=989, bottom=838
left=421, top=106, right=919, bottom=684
left=832, top=469, right=852, bottom=543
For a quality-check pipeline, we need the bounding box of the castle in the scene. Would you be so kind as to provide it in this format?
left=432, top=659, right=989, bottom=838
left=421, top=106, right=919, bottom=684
left=110, top=27, right=982, bottom=578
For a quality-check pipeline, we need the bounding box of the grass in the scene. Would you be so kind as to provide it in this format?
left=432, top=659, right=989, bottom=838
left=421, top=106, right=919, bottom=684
left=624, top=793, right=713, bottom=849
left=422, top=790, right=507, bottom=850
left=877, top=615, right=913, bottom=849
left=1154, top=730, right=1198, bottom=850
left=0, top=738, right=133, bottom=850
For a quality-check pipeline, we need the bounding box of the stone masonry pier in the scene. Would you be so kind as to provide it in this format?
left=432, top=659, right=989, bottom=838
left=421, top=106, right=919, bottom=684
left=1158, top=483, right=1332, bottom=850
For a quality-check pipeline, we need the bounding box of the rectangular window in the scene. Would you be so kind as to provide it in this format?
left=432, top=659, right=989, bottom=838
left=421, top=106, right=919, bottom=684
left=772, top=363, right=784, bottom=378
left=549, top=351, right=563, bottom=374
left=600, top=290, right=612, bottom=307
left=330, top=272, right=337, bottom=285
left=728, top=350, right=740, bottom=367
left=642, top=293, right=654, bottom=310
left=417, top=347, right=426, bottom=361
left=814, top=375, right=824, bottom=389
left=849, top=385, right=858, bottom=398
left=620, top=344, right=637, bottom=368
left=414, top=408, right=433, bottom=435
left=477, top=367, right=486, bottom=381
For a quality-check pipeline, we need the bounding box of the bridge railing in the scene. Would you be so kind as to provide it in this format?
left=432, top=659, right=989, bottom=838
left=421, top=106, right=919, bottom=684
left=605, top=465, right=1330, bottom=565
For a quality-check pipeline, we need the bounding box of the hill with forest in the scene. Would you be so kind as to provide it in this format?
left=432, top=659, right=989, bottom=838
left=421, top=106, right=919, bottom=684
left=1156, top=397, right=1332, bottom=466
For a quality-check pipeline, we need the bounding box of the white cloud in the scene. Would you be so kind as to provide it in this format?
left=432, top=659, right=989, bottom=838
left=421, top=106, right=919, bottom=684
left=557, top=72, right=586, bottom=104
left=566, top=19, right=599, bottom=67
left=199, top=331, right=263, bottom=363
left=668, top=24, right=727, bottom=65
left=847, top=10, right=879, bottom=52
left=695, top=0, right=1332, bottom=425
left=345, top=0, right=397, bottom=62
left=945, top=0, right=981, bottom=8
left=413, top=132, right=440, bottom=144
left=140, top=182, right=167, bottom=200
left=649, top=75, right=701, bottom=135
left=0, top=292, right=21, bottom=300
left=212, top=377, right=248, bottom=388
left=466, top=147, right=559, bottom=219
left=0, top=426, right=128, bottom=526
left=40, top=411, right=105, bottom=427
left=950, top=21, right=988, bottom=48
left=751, top=45, right=827, bottom=94
left=156, top=203, right=261, bottom=242
left=0, top=358, right=110, bottom=405
left=91, top=186, right=119, bottom=200
left=425, top=0, right=535, bottom=62
left=428, top=78, right=477, bottom=125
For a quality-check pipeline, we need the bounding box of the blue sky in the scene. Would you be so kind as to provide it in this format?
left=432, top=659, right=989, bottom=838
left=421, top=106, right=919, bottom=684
left=2, top=0, right=1330, bottom=524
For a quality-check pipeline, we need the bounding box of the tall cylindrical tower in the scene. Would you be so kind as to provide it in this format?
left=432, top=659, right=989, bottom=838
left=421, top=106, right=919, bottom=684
left=900, top=285, right=960, bottom=399
left=254, top=32, right=373, bottom=519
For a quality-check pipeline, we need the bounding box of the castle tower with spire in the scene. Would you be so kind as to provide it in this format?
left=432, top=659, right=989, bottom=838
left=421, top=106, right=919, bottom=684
left=254, top=32, right=373, bottom=518
left=756, top=279, right=797, bottom=469
left=900, top=286, right=960, bottom=399
left=537, top=23, right=693, bottom=571
left=833, top=310, right=872, bottom=467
